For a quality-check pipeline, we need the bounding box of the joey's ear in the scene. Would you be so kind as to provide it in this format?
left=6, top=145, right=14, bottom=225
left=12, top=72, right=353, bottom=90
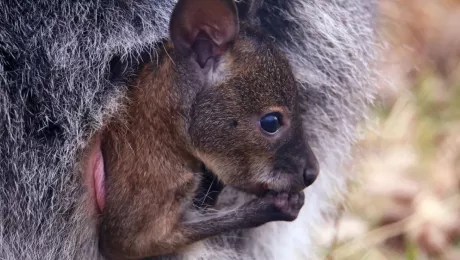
left=169, top=0, right=239, bottom=68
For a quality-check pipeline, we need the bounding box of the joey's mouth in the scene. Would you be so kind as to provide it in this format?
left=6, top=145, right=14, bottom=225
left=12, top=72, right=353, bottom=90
left=84, top=136, right=105, bottom=214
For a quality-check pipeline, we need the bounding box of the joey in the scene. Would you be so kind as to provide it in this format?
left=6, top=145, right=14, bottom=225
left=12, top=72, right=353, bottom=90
left=96, top=0, right=320, bottom=258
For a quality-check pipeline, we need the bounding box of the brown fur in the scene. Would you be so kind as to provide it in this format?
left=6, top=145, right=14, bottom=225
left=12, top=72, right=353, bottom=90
left=100, top=53, right=198, bottom=258
left=96, top=0, right=320, bottom=259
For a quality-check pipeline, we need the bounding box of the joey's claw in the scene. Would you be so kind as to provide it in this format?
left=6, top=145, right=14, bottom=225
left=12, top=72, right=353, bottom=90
left=297, top=192, right=305, bottom=210
left=261, top=191, right=305, bottom=222
left=278, top=192, right=289, bottom=202
left=266, top=190, right=278, bottom=198
left=290, top=192, right=299, bottom=205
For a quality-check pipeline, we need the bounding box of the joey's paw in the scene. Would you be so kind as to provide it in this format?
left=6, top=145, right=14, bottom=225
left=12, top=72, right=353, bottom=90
left=262, top=191, right=305, bottom=221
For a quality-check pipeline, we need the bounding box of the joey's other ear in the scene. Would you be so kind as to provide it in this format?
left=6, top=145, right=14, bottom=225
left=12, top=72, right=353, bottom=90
left=169, top=0, right=239, bottom=68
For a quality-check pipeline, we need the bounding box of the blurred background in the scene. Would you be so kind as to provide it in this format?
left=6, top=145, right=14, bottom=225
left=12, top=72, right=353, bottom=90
left=322, top=1, right=460, bottom=259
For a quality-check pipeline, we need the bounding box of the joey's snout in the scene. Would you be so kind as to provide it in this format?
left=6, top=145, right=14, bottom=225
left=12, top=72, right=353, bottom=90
left=301, top=139, right=320, bottom=188
left=272, top=130, right=320, bottom=192
left=253, top=108, right=320, bottom=192
left=303, top=168, right=318, bottom=187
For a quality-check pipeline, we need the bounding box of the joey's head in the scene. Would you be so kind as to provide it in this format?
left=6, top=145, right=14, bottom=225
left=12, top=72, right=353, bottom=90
left=169, top=0, right=319, bottom=195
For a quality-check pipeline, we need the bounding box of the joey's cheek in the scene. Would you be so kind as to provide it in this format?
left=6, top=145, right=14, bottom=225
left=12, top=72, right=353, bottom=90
left=82, top=135, right=106, bottom=215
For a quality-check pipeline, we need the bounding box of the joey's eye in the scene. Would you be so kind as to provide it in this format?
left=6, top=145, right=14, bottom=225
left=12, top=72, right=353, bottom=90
left=259, top=112, right=282, bottom=135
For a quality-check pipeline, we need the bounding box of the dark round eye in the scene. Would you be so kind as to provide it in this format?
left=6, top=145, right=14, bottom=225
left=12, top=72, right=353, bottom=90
left=259, top=112, right=282, bottom=134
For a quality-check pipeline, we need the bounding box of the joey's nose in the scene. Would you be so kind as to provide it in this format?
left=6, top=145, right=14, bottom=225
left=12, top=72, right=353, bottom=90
left=303, top=168, right=318, bottom=187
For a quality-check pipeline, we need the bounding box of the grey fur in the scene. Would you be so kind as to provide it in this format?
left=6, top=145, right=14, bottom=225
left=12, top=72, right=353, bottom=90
left=0, top=0, right=377, bottom=259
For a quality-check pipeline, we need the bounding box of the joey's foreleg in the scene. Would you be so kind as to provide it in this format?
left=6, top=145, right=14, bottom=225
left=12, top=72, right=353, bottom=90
left=184, top=191, right=305, bottom=240
left=146, top=191, right=305, bottom=259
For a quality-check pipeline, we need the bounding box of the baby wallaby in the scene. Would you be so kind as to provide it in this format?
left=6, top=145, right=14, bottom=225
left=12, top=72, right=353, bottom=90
left=97, top=0, right=320, bottom=258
